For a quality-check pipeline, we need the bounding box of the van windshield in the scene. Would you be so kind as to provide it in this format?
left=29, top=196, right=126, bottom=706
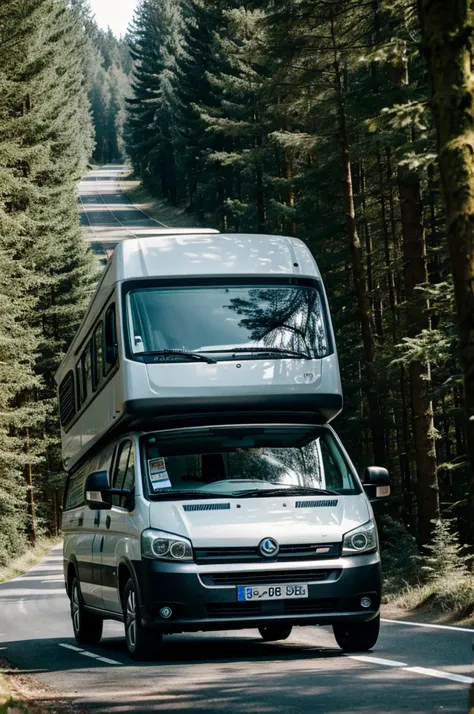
left=141, top=426, right=360, bottom=498
left=125, top=283, right=328, bottom=360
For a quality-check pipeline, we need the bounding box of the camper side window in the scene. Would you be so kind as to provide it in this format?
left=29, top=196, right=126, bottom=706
left=81, top=342, right=93, bottom=402
left=93, top=322, right=103, bottom=389
left=104, top=305, right=118, bottom=375
left=76, top=361, right=85, bottom=407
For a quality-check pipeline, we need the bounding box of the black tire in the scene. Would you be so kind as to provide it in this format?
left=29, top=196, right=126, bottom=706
left=70, top=577, right=103, bottom=645
left=123, top=578, right=161, bottom=661
left=258, top=625, right=293, bottom=642
left=333, top=615, right=380, bottom=653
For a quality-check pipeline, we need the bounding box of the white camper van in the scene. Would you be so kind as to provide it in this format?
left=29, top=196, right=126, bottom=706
left=55, top=232, right=342, bottom=471
left=62, top=421, right=390, bottom=661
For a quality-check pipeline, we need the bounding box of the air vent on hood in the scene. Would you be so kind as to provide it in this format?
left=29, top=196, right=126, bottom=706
left=183, top=503, right=231, bottom=512
left=295, top=499, right=338, bottom=508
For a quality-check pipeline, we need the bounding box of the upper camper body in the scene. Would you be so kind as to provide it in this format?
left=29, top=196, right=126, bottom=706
left=55, top=232, right=342, bottom=471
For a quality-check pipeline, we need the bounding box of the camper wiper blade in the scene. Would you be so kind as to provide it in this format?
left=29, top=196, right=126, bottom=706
left=235, top=487, right=339, bottom=498
left=149, top=490, right=229, bottom=500
left=201, top=347, right=312, bottom=359
left=138, top=350, right=217, bottom=364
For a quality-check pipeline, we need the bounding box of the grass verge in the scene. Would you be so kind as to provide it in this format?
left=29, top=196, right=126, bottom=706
left=0, top=538, right=60, bottom=584
left=383, top=574, right=474, bottom=628
left=0, top=659, right=85, bottom=714
left=119, top=173, right=205, bottom=228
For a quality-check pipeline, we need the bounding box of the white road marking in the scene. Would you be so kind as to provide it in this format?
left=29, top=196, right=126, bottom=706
left=58, top=644, right=121, bottom=666
left=406, top=666, right=474, bottom=685
left=349, top=653, right=474, bottom=686
left=59, top=643, right=83, bottom=653
left=349, top=655, right=407, bottom=667
left=381, top=618, right=474, bottom=634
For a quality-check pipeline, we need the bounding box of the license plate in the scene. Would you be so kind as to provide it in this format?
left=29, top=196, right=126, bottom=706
left=237, top=583, right=308, bottom=601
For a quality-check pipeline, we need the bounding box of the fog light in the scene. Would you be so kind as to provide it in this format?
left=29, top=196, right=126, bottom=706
left=360, top=597, right=371, bottom=609
left=160, top=606, right=173, bottom=619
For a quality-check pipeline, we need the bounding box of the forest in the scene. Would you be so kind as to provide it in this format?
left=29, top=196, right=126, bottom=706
left=0, top=0, right=473, bottom=608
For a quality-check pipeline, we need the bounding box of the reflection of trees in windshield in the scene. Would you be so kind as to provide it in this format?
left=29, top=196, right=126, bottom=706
left=225, top=288, right=327, bottom=356
left=230, top=442, right=326, bottom=489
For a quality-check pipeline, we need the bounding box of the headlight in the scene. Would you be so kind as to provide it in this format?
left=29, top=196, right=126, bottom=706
left=342, top=519, right=377, bottom=556
left=141, top=529, right=193, bottom=561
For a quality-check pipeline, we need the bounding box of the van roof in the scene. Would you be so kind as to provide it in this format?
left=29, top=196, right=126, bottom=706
left=114, top=232, right=321, bottom=281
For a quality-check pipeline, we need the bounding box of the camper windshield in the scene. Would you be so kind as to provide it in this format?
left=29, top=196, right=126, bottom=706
left=125, top=282, right=328, bottom=360
left=141, top=425, right=360, bottom=499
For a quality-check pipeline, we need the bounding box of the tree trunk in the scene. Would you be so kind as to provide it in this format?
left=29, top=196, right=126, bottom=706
left=330, top=14, right=386, bottom=466
left=417, top=0, right=474, bottom=542
left=398, top=165, right=439, bottom=544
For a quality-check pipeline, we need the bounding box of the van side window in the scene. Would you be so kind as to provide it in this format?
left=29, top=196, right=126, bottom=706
left=64, top=463, right=87, bottom=510
left=112, top=440, right=134, bottom=507
left=93, top=322, right=103, bottom=389
left=104, top=305, right=118, bottom=375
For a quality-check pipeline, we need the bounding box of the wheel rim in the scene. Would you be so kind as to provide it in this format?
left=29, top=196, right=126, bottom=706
left=126, top=589, right=137, bottom=649
left=72, top=584, right=80, bottom=634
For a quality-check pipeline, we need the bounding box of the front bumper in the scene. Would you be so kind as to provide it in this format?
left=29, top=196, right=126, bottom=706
left=134, top=553, right=381, bottom=633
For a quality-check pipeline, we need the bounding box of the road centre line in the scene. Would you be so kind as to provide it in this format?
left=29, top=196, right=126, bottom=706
left=405, top=666, right=474, bottom=685
left=59, top=643, right=121, bottom=665
left=59, top=643, right=83, bottom=652
left=348, top=655, right=474, bottom=685
left=349, top=655, right=407, bottom=667
left=381, top=618, right=474, bottom=634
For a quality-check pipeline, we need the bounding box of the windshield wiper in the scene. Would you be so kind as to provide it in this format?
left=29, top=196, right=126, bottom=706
left=149, top=489, right=228, bottom=500
left=137, top=350, right=217, bottom=364
left=235, top=486, right=339, bottom=498
left=200, top=347, right=312, bottom=360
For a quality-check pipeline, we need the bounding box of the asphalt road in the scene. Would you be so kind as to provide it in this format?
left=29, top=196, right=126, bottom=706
left=79, top=164, right=165, bottom=260
left=0, top=546, right=473, bottom=713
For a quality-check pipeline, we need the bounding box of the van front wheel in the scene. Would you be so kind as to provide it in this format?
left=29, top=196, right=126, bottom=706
left=333, top=615, right=380, bottom=652
left=71, top=577, right=103, bottom=645
left=258, top=625, right=293, bottom=642
left=123, top=579, right=161, bottom=661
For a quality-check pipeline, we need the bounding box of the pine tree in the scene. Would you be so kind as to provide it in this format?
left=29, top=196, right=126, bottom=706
left=0, top=0, right=98, bottom=550
left=417, top=0, right=474, bottom=544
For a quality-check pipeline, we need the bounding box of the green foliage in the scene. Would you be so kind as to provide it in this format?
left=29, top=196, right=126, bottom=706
left=420, top=518, right=470, bottom=582
left=0, top=0, right=98, bottom=560
left=378, top=515, right=420, bottom=595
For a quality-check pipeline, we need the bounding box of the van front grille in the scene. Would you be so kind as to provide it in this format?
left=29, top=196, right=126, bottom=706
left=201, top=569, right=338, bottom=586
left=195, top=542, right=340, bottom=564
left=205, top=598, right=338, bottom=619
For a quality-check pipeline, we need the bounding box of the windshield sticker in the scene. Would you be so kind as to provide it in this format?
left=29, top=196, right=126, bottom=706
left=148, top=457, right=172, bottom=490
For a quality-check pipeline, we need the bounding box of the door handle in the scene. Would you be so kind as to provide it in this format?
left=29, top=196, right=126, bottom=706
left=94, top=511, right=100, bottom=527
left=105, top=515, right=111, bottom=530
left=100, top=536, right=104, bottom=553
left=78, top=513, right=84, bottom=527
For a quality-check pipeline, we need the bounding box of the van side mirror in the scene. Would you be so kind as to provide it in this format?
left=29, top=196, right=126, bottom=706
left=85, top=470, right=112, bottom=510
left=362, top=466, right=390, bottom=502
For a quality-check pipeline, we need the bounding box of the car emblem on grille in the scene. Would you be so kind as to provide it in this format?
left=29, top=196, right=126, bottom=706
left=259, top=537, right=279, bottom=558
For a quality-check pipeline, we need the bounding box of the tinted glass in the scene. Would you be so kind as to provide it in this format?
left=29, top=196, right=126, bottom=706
left=126, top=285, right=328, bottom=359
left=82, top=342, right=92, bottom=399
left=141, top=427, right=359, bottom=498
left=93, top=322, right=103, bottom=388
left=113, top=441, right=132, bottom=507
left=104, top=305, right=118, bottom=373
